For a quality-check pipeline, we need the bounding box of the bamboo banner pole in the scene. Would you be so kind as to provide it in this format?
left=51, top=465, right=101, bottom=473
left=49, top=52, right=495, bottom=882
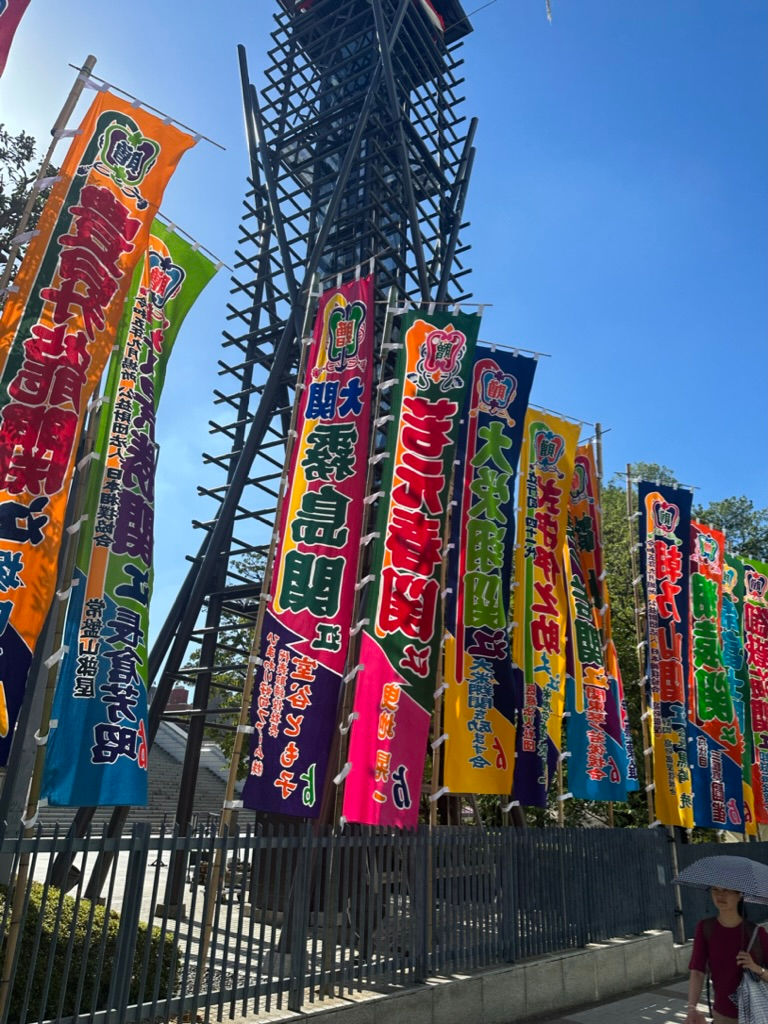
left=0, top=55, right=97, bottom=302
left=197, top=277, right=319, bottom=971
left=593, top=423, right=614, bottom=827
left=428, top=448, right=458, bottom=828
left=0, top=380, right=106, bottom=1020
left=625, top=464, right=656, bottom=826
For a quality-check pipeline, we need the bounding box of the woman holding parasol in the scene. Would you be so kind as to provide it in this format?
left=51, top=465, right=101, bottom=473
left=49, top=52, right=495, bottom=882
left=675, top=855, right=768, bottom=1023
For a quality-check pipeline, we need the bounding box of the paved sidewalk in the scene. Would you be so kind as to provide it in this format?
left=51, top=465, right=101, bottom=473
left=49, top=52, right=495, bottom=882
left=532, top=976, right=694, bottom=1023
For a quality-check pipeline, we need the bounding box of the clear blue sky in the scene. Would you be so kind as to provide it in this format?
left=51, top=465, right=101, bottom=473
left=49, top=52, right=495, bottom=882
left=2, top=0, right=766, bottom=640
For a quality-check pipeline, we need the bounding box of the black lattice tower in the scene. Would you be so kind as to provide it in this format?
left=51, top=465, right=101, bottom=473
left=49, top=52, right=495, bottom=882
left=65, top=0, right=477, bottom=864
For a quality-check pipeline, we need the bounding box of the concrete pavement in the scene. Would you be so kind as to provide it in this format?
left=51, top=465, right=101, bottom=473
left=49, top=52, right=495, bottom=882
left=533, top=976, right=694, bottom=1023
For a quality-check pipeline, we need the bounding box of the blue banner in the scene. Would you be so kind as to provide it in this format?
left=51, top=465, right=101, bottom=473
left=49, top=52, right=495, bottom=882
left=564, top=527, right=635, bottom=801
left=638, top=480, right=694, bottom=828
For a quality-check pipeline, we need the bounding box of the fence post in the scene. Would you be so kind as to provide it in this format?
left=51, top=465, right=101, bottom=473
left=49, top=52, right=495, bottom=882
left=107, top=823, right=149, bottom=1020
left=499, top=829, right=516, bottom=963
left=287, top=822, right=313, bottom=1012
left=667, top=828, right=686, bottom=943
left=411, top=827, right=428, bottom=983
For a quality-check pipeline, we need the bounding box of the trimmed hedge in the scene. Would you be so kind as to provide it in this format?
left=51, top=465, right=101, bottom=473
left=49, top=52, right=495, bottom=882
left=0, top=881, right=179, bottom=1020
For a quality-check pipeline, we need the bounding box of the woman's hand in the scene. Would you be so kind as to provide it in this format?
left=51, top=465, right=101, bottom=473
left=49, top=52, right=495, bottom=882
left=685, top=1005, right=707, bottom=1024
left=736, top=949, right=763, bottom=975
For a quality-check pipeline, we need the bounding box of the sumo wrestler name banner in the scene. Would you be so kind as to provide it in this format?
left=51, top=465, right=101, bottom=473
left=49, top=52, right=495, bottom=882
left=742, top=556, right=768, bottom=824
left=343, top=309, right=480, bottom=827
left=564, top=528, right=636, bottom=802
left=0, top=0, right=31, bottom=76
left=241, top=276, right=374, bottom=817
left=510, top=409, right=579, bottom=808
left=638, top=481, right=693, bottom=828
left=565, top=446, right=638, bottom=801
left=40, top=223, right=216, bottom=806
left=687, top=521, right=744, bottom=831
left=0, top=92, right=194, bottom=765
left=722, top=554, right=756, bottom=833
left=443, top=347, right=536, bottom=794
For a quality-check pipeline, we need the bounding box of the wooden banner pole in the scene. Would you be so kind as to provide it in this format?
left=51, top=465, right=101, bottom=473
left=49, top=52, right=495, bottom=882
left=0, top=55, right=97, bottom=303
left=625, top=465, right=656, bottom=826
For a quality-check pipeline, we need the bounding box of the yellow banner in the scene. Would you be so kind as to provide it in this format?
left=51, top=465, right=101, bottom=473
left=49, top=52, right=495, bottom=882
left=0, top=92, right=195, bottom=760
left=510, top=410, right=579, bottom=806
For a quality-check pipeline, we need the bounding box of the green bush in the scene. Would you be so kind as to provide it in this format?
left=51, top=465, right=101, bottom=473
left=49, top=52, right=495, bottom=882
left=0, top=881, right=179, bottom=1020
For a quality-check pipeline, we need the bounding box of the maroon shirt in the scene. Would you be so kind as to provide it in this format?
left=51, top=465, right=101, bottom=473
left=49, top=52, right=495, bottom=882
left=689, top=918, right=768, bottom=1019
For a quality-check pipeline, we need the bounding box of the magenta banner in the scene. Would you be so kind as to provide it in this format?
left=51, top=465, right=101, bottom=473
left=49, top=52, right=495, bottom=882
left=242, top=276, right=374, bottom=815
left=0, top=0, right=31, bottom=76
left=342, top=309, right=480, bottom=827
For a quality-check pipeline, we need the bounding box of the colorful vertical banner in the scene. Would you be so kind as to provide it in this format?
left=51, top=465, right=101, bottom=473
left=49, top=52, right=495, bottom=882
left=241, top=277, right=374, bottom=816
left=687, top=521, right=743, bottom=830
left=510, top=410, right=579, bottom=807
left=638, top=481, right=693, bottom=828
left=564, top=446, right=638, bottom=800
left=0, top=0, right=31, bottom=76
left=564, top=530, right=635, bottom=801
left=343, top=310, right=480, bottom=826
left=0, top=93, right=194, bottom=764
left=742, top=557, right=768, bottom=824
left=722, top=554, right=756, bottom=833
left=443, top=347, right=536, bottom=794
left=39, top=223, right=216, bottom=805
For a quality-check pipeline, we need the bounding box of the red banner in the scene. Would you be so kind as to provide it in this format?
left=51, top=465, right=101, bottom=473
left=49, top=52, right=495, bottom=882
left=0, top=0, right=31, bottom=76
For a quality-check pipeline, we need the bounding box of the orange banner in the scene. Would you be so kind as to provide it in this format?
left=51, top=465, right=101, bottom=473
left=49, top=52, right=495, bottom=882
left=0, top=91, right=195, bottom=761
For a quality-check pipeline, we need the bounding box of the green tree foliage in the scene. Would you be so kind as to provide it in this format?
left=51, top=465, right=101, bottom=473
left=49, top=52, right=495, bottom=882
left=0, top=124, right=55, bottom=282
left=694, top=495, right=768, bottom=559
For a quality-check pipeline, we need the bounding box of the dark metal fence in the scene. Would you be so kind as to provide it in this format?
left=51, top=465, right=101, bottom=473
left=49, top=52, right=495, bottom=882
left=0, top=822, right=731, bottom=1024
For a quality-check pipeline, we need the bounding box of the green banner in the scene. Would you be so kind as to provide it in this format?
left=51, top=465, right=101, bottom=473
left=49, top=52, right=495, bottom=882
left=41, top=222, right=217, bottom=806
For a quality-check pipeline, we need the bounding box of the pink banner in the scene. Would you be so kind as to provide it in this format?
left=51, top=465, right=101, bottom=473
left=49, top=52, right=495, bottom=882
left=342, top=309, right=480, bottom=827
left=0, top=0, right=31, bottom=76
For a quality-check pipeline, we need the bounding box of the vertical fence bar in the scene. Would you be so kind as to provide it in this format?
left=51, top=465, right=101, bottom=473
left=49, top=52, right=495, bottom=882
left=304, top=830, right=321, bottom=1006
left=368, top=831, right=381, bottom=986
left=111, top=824, right=150, bottom=1023
left=505, top=828, right=517, bottom=963
left=353, top=829, right=366, bottom=993
left=318, top=826, right=340, bottom=1000
left=256, top=823, right=275, bottom=1014
left=270, top=823, right=286, bottom=1008
left=238, top=823, right=259, bottom=1018
left=69, top=825, right=104, bottom=1018
left=287, top=823, right=312, bottom=1013
left=415, top=826, right=428, bottom=985
left=433, top=826, right=443, bottom=974
left=149, top=827, right=178, bottom=1020
left=394, top=829, right=407, bottom=984
left=133, top=825, right=166, bottom=1021
left=338, top=826, right=352, bottom=991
